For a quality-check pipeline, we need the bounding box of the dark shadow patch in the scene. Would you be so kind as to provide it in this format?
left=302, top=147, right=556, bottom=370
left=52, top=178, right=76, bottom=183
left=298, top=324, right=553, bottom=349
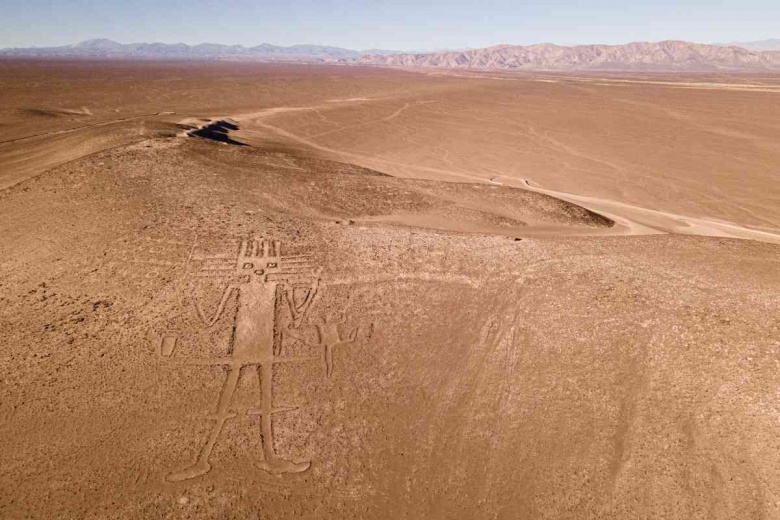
left=189, top=120, right=246, bottom=146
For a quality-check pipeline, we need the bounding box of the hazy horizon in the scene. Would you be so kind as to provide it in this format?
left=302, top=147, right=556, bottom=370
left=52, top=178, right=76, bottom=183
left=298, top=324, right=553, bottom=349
left=1, top=0, right=778, bottom=50
left=4, top=36, right=780, bottom=53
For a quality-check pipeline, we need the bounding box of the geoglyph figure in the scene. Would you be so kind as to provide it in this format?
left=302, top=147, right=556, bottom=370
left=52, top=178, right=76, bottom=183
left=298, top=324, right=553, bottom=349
left=315, top=314, right=359, bottom=378
left=162, top=238, right=322, bottom=481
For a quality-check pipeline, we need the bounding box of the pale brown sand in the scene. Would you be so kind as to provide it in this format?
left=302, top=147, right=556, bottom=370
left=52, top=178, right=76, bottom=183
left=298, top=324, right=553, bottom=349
left=0, top=60, right=778, bottom=519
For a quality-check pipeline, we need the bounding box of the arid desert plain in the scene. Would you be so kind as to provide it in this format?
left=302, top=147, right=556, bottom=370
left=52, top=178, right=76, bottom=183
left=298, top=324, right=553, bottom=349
left=1, top=60, right=779, bottom=518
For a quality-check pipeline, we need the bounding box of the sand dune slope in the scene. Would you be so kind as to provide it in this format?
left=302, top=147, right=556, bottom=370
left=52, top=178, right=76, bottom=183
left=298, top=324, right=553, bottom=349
left=1, top=62, right=779, bottom=519
left=1, top=138, right=778, bottom=518
left=0, top=118, right=178, bottom=190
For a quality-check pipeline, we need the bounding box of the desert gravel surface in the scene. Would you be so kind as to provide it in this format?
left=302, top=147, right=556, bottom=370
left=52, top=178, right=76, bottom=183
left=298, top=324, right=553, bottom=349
left=1, top=60, right=779, bottom=519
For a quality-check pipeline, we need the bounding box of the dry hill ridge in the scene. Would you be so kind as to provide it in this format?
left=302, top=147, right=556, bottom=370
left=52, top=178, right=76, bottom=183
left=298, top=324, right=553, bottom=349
left=359, top=40, right=780, bottom=71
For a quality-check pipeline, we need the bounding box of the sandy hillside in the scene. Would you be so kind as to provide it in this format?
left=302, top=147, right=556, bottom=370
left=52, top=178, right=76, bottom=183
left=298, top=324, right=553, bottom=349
left=0, top=61, right=779, bottom=519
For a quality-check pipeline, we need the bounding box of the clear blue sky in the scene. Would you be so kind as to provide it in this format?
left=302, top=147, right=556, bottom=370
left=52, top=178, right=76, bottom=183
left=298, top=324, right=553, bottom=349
left=1, top=0, right=778, bottom=50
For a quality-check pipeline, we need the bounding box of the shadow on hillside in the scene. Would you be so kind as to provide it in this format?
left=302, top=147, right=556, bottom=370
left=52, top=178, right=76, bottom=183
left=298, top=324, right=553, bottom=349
left=189, top=120, right=246, bottom=146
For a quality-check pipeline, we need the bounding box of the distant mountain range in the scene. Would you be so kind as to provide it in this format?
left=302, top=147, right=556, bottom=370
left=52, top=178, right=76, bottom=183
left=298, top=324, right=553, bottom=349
left=716, top=39, right=780, bottom=51
left=0, top=38, right=403, bottom=60
left=360, top=40, right=780, bottom=71
left=2, top=39, right=780, bottom=71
